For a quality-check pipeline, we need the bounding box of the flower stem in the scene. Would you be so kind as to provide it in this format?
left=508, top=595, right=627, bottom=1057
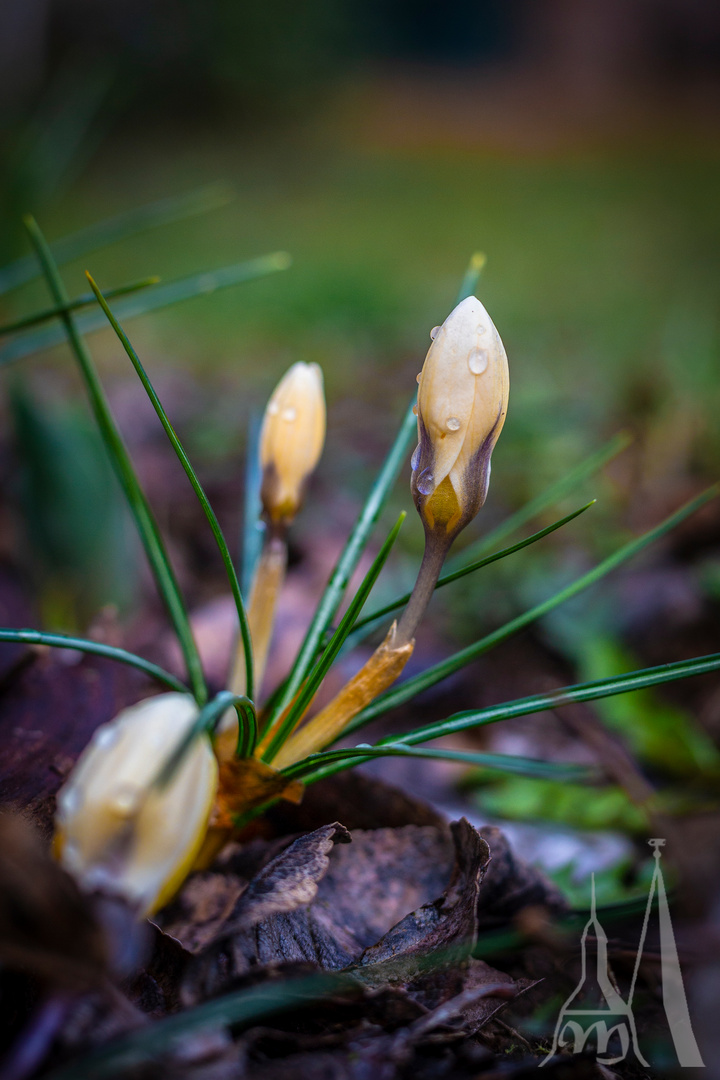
left=395, top=533, right=451, bottom=646
left=230, top=529, right=287, bottom=698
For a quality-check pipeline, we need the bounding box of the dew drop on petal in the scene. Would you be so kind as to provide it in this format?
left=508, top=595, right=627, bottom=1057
left=430, top=325, right=441, bottom=340
left=59, top=788, right=80, bottom=815
left=416, top=468, right=435, bottom=495
left=63, top=841, right=79, bottom=866
left=446, top=416, right=461, bottom=431
left=416, top=372, right=422, bottom=384
left=410, top=444, right=421, bottom=471
left=281, top=407, right=297, bottom=422
left=267, top=402, right=280, bottom=416
left=468, top=347, right=488, bottom=375
left=95, top=727, right=118, bottom=750
left=111, top=784, right=140, bottom=817
left=412, top=404, right=418, bottom=415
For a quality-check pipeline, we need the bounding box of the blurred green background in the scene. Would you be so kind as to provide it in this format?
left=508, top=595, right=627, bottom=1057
left=1, top=0, right=719, bottom=625
left=1, top=0, right=720, bottom=862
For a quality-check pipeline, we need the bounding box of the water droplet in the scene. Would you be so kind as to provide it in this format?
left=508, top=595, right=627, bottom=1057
left=111, top=784, right=139, bottom=817
left=267, top=402, right=279, bottom=416
left=482, top=460, right=492, bottom=502
left=281, top=407, right=296, bottom=422
left=446, top=416, right=461, bottom=432
left=416, top=372, right=422, bottom=384
left=63, top=841, right=79, bottom=866
left=410, top=444, right=421, bottom=471
left=468, top=347, right=488, bottom=375
left=59, top=788, right=80, bottom=815
left=95, top=727, right=118, bottom=750
left=430, top=325, right=441, bottom=340
left=412, top=404, right=418, bottom=415
left=416, top=468, right=434, bottom=496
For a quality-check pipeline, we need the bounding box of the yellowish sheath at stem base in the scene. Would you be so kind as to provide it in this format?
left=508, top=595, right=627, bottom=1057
left=270, top=622, right=414, bottom=770
left=231, top=534, right=287, bottom=697
left=217, top=533, right=288, bottom=764
left=193, top=755, right=304, bottom=869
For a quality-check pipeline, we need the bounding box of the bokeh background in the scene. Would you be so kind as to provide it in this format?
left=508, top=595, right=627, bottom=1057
left=1, top=1, right=720, bottom=884
left=2, top=0, right=719, bottom=602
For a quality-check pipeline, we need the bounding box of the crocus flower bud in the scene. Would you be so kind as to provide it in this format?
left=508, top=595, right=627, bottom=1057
left=260, top=362, right=326, bottom=525
left=411, top=295, right=509, bottom=542
left=54, top=693, right=217, bottom=916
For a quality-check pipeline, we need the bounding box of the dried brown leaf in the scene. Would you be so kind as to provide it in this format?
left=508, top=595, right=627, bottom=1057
left=354, top=819, right=490, bottom=986
left=266, top=770, right=446, bottom=834
left=183, top=824, right=352, bottom=1003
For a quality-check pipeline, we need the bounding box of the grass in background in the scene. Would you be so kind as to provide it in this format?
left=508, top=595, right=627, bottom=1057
left=3, top=128, right=718, bottom=642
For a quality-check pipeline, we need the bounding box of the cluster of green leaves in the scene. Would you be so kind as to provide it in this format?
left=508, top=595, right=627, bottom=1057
left=1, top=192, right=719, bottom=803
left=464, top=635, right=720, bottom=838
left=3, top=190, right=719, bottom=1079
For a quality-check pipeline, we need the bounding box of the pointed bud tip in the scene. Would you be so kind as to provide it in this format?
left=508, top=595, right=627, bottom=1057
left=412, top=294, right=509, bottom=542
left=259, top=361, right=327, bottom=524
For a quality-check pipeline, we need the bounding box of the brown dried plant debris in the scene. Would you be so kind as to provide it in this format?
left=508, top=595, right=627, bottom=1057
left=175, top=815, right=529, bottom=1031
left=1, top=693, right=573, bottom=1080
left=353, top=820, right=490, bottom=986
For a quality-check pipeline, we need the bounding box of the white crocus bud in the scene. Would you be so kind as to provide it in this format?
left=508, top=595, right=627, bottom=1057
left=411, top=295, right=509, bottom=542
left=260, top=362, right=326, bottom=525
left=54, top=693, right=217, bottom=917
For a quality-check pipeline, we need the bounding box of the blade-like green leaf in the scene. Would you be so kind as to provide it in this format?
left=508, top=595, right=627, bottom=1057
left=0, top=183, right=233, bottom=296
left=351, top=500, right=595, bottom=636
left=24, top=216, right=207, bottom=705
left=446, top=431, right=631, bottom=574
left=389, top=650, right=720, bottom=747
left=234, top=697, right=259, bottom=759
left=342, top=487, right=718, bottom=733
left=86, top=273, right=254, bottom=701
left=241, top=411, right=264, bottom=597
left=0, top=627, right=188, bottom=693
left=45, top=972, right=349, bottom=1080
left=260, top=512, right=407, bottom=761
left=283, top=742, right=596, bottom=783
left=152, top=690, right=257, bottom=790
left=263, top=400, right=417, bottom=728
left=0, top=252, right=291, bottom=366
left=0, top=276, right=159, bottom=337
left=295, top=652, right=720, bottom=787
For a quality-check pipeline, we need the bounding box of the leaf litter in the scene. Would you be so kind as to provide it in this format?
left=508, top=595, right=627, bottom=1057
left=2, top=391, right=717, bottom=1078
left=0, top=656, right=671, bottom=1079
left=0, top=686, right=571, bottom=1080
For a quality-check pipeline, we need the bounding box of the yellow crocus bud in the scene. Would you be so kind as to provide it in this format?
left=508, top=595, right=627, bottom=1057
left=260, top=361, right=326, bottom=525
left=54, top=693, right=217, bottom=917
left=412, top=295, right=509, bottom=542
